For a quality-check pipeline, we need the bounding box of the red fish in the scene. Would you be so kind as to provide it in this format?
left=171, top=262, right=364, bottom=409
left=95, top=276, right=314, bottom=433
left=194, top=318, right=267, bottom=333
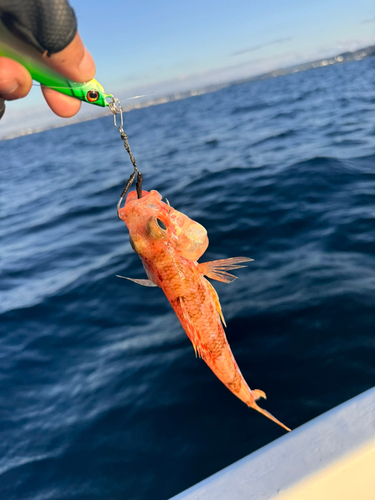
left=118, top=190, right=290, bottom=432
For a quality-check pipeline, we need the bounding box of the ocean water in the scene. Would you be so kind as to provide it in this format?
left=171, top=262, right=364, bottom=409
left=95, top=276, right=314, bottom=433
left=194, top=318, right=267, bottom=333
left=1, top=57, right=375, bottom=500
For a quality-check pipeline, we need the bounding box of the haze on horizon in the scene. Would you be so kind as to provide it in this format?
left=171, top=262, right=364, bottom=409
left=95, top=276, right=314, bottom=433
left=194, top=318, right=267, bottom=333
left=1, top=0, right=374, bottom=137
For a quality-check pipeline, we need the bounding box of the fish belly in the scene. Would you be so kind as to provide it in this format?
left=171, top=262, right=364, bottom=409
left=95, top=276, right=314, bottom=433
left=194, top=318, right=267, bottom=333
left=165, top=276, right=255, bottom=406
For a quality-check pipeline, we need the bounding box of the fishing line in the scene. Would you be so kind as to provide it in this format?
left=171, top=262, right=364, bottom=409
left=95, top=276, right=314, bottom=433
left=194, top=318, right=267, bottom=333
left=33, top=83, right=155, bottom=102
left=33, top=80, right=147, bottom=212
left=117, top=91, right=156, bottom=101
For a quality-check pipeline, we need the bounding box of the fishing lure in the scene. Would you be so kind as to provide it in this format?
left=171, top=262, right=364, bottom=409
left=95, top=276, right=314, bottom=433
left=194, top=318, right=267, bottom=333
left=0, top=20, right=111, bottom=107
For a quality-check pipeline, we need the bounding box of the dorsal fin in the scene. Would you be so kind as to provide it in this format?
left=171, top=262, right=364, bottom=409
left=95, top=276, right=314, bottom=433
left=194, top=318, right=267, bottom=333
left=198, top=257, right=253, bottom=283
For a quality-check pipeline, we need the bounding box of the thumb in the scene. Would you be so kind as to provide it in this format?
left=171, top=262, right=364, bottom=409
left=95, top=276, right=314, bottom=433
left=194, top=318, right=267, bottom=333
left=46, top=32, right=96, bottom=83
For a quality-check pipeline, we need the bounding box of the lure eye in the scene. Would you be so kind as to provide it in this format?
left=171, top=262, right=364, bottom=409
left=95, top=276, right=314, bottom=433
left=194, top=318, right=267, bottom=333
left=87, top=90, right=99, bottom=102
left=156, top=218, right=167, bottom=231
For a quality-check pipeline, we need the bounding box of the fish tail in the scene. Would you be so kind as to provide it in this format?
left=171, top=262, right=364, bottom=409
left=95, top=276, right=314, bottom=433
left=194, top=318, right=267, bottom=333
left=248, top=398, right=291, bottom=432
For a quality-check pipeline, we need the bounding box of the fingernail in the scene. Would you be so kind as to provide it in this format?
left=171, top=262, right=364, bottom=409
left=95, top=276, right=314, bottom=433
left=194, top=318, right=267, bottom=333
left=0, top=80, right=19, bottom=95
left=78, top=49, right=95, bottom=82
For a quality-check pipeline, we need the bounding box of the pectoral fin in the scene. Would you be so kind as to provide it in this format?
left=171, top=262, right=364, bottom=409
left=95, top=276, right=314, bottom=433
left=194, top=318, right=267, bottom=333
left=204, top=278, right=226, bottom=327
left=116, top=275, right=157, bottom=287
left=198, top=257, right=253, bottom=283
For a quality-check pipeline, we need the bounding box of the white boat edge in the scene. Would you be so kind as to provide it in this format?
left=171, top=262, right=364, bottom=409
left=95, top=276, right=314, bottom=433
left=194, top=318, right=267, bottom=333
left=170, top=387, right=375, bottom=500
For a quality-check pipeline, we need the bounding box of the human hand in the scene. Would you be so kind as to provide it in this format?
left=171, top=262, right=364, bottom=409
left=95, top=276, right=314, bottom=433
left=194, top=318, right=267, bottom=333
left=0, top=0, right=96, bottom=118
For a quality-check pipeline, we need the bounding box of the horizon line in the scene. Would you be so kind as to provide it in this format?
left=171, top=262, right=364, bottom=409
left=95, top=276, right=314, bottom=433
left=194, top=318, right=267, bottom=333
left=1, top=43, right=373, bottom=141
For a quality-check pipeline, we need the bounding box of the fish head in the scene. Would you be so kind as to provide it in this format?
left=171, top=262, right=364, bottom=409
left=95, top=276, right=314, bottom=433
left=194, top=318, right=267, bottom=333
left=118, top=190, right=172, bottom=258
left=118, top=190, right=208, bottom=261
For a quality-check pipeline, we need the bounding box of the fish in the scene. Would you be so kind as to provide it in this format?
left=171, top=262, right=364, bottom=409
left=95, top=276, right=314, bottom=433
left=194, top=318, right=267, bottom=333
left=118, top=189, right=291, bottom=432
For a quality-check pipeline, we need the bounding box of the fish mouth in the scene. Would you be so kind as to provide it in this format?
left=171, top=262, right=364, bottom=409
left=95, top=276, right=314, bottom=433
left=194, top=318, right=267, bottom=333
left=124, top=190, right=153, bottom=206
left=118, top=189, right=166, bottom=222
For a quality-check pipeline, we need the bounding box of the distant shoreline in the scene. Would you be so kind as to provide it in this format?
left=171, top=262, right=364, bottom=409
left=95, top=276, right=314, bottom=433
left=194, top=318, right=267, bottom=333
left=2, top=45, right=374, bottom=141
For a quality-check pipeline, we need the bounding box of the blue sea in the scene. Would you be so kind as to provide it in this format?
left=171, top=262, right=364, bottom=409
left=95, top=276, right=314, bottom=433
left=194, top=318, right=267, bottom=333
left=1, top=57, right=375, bottom=500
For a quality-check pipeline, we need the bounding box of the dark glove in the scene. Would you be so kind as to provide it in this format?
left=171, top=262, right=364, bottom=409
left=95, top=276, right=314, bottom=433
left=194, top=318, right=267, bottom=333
left=0, top=0, right=77, bottom=55
left=0, top=0, right=77, bottom=119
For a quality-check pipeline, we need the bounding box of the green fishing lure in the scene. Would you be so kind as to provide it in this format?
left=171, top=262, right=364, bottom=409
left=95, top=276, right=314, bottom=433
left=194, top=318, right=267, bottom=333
left=0, top=20, right=111, bottom=107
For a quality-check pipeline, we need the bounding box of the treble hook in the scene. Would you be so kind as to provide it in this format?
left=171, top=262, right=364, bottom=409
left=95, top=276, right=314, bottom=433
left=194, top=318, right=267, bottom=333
left=116, top=170, right=143, bottom=218
left=108, top=96, right=143, bottom=217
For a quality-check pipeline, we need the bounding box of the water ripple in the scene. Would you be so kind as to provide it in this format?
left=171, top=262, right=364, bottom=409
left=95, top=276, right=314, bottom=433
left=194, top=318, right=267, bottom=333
left=1, top=57, right=375, bottom=500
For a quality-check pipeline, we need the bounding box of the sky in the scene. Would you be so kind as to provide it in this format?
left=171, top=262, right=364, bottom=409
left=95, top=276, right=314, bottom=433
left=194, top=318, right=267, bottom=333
left=1, top=0, right=374, bottom=137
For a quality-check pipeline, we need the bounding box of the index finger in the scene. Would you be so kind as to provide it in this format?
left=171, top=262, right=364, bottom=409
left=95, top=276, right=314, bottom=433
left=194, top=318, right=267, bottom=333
left=45, top=32, right=96, bottom=83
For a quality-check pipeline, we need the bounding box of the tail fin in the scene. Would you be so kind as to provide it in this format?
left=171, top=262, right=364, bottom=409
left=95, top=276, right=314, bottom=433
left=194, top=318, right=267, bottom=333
left=249, top=392, right=291, bottom=432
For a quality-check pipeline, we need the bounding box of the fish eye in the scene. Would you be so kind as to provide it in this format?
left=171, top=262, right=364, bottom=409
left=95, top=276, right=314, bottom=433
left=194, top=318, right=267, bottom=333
left=148, top=217, right=167, bottom=239
left=156, top=218, right=167, bottom=231
left=87, top=90, right=99, bottom=102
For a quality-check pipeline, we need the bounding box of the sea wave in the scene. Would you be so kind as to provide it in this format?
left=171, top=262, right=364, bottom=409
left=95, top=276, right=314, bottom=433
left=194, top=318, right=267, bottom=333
left=1, top=57, right=375, bottom=500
